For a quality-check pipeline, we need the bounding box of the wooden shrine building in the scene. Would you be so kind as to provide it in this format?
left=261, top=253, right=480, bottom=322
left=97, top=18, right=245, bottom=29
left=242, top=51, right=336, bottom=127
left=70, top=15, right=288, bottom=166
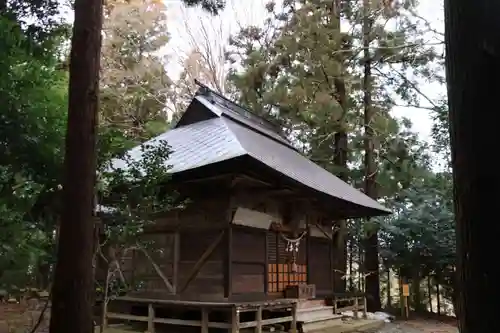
left=101, top=85, right=390, bottom=332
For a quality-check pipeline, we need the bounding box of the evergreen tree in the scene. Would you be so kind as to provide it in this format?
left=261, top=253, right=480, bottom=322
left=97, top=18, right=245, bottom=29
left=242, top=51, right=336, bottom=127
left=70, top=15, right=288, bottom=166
left=228, top=0, right=443, bottom=310
left=100, top=0, right=172, bottom=141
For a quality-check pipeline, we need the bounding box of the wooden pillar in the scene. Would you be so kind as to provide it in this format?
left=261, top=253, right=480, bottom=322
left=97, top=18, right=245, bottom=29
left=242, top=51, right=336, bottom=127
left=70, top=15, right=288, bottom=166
left=172, top=232, right=180, bottom=294
left=353, top=297, right=359, bottom=319
left=224, top=224, right=233, bottom=299
left=255, top=306, right=262, bottom=333
left=330, top=221, right=335, bottom=293
left=264, top=230, right=269, bottom=293
left=362, top=297, right=367, bottom=319
left=291, top=302, right=298, bottom=333
left=148, top=303, right=155, bottom=333
left=201, top=308, right=209, bottom=333
left=305, top=218, right=311, bottom=284
left=225, top=190, right=234, bottom=300
left=231, top=307, right=240, bottom=333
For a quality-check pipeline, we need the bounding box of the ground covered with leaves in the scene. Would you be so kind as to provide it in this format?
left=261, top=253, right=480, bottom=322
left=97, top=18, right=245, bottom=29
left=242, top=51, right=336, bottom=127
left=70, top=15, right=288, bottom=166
left=376, top=321, right=457, bottom=333
left=0, top=302, right=49, bottom=333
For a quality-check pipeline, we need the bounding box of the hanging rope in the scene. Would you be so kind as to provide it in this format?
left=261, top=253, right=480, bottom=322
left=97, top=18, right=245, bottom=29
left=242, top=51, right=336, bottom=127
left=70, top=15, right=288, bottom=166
left=280, top=230, right=307, bottom=273
left=280, top=230, right=307, bottom=245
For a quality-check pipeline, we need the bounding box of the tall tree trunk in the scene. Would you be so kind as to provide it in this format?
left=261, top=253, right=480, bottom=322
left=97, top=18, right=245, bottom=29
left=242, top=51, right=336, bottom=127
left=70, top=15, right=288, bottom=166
left=362, top=0, right=380, bottom=312
left=333, top=132, right=347, bottom=292
left=331, top=0, right=348, bottom=293
left=48, top=0, right=103, bottom=332
left=411, top=269, right=423, bottom=312
left=444, top=0, right=499, bottom=331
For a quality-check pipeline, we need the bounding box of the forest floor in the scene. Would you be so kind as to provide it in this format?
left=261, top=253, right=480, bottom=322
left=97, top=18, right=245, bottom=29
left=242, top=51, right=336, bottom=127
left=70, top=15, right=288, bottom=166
left=374, top=320, right=457, bottom=333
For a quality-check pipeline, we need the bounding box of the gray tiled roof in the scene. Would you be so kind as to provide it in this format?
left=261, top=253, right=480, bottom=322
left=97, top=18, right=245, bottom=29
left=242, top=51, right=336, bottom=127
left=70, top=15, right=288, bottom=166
left=222, top=118, right=389, bottom=213
left=111, top=117, right=245, bottom=173
left=194, top=95, right=294, bottom=149
left=111, top=96, right=390, bottom=216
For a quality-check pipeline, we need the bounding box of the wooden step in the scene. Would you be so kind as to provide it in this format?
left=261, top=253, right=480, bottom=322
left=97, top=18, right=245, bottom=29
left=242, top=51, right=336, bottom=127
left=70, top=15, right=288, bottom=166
left=301, top=315, right=343, bottom=333
left=297, top=306, right=335, bottom=322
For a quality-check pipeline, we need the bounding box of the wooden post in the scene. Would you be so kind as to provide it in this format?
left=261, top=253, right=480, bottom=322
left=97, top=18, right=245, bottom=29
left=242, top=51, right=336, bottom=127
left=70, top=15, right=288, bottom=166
left=401, top=282, right=410, bottom=320
left=172, top=232, right=180, bottom=294
left=264, top=230, right=269, bottom=293
left=353, top=297, right=359, bottom=319
left=148, top=303, right=155, bottom=333
left=225, top=192, right=234, bottom=300
left=332, top=296, right=337, bottom=314
left=225, top=224, right=233, bottom=299
left=405, top=296, right=409, bottom=319
left=201, top=308, right=209, bottom=333
left=255, top=306, right=262, bottom=333
left=291, top=302, right=298, bottom=333
left=231, top=307, right=240, bottom=333
left=362, top=297, right=367, bottom=319
left=305, top=218, right=310, bottom=284
left=330, top=221, right=335, bottom=293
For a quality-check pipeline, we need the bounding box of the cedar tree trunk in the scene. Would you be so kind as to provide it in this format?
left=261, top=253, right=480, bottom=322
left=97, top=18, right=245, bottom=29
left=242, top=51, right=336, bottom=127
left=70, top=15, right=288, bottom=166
left=48, top=0, right=103, bottom=332
left=444, top=0, right=500, bottom=331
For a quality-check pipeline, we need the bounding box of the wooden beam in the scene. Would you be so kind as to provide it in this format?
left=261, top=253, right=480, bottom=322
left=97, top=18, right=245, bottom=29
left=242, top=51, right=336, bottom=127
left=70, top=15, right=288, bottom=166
left=145, top=225, right=225, bottom=233
left=313, top=221, right=333, bottom=240
left=238, top=316, right=293, bottom=329
left=179, top=230, right=225, bottom=293
left=138, top=245, right=175, bottom=293
left=106, top=312, right=231, bottom=329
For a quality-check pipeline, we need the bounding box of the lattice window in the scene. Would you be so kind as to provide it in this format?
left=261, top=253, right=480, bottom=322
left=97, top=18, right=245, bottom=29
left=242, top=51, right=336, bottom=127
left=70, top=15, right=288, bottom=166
left=268, top=263, right=307, bottom=293
left=267, top=230, right=307, bottom=293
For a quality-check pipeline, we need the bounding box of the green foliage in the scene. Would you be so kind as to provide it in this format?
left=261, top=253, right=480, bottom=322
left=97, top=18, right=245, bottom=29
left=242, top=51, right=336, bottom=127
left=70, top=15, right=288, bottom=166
left=98, top=140, right=178, bottom=245
left=227, top=0, right=453, bottom=308
left=181, top=0, right=225, bottom=15
left=95, top=138, right=179, bottom=297
left=379, top=172, right=455, bottom=271
left=0, top=16, right=68, bottom=289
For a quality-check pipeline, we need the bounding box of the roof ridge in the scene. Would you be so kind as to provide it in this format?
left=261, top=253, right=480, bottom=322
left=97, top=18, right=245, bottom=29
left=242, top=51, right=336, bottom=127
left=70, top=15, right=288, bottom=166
left=220, top=114, right=298, bottom=152
left=194, top=81, right=282, bottom=134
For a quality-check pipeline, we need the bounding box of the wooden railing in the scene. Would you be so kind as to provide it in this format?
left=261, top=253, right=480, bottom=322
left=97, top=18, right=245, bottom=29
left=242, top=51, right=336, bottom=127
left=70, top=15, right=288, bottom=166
left=104, top=297, right=299, bottom=333
left=329, top=293, right=367, bottom=319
